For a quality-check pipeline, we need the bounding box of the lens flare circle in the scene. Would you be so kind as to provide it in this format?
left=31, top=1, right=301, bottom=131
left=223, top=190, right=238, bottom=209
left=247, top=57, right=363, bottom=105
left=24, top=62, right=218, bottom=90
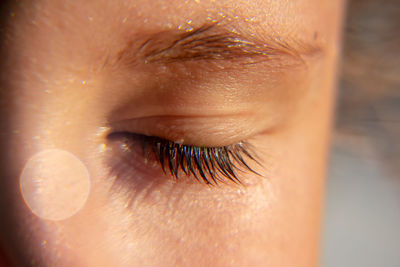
left=20, top=149, right=91, bottom=221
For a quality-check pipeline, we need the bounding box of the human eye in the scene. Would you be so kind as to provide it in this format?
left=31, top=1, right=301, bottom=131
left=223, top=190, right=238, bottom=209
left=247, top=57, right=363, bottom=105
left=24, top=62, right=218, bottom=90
left=97, top=21, right=323, bottom=191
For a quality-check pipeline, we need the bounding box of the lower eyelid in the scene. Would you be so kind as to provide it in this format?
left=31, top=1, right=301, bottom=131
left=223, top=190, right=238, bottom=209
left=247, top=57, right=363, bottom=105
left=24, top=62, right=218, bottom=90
left=104, top=133, right=169, bottom=199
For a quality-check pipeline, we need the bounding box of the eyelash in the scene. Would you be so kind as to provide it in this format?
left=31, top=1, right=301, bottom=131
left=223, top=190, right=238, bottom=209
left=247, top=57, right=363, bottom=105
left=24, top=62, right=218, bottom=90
left=111, top=132, right=260, bottom=185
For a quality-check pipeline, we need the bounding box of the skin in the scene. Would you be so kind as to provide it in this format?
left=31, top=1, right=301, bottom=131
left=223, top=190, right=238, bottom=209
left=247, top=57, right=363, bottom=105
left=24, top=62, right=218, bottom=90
left=0, top=0, right=344, bottom=266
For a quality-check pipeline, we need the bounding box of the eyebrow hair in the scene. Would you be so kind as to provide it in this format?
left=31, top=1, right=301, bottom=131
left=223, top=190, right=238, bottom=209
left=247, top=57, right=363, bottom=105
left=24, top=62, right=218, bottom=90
left=112, top=22, right=321, bottom=68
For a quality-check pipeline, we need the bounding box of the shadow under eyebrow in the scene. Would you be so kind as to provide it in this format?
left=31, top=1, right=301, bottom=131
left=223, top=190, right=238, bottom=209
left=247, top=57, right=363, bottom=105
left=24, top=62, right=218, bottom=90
left=111, top=22, right=322, bottom=69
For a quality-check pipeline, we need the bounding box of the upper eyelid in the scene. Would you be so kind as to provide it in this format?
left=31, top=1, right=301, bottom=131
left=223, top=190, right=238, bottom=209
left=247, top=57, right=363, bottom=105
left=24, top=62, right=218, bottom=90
left=105, top=22, right=324, bottom=70
left=107, top=113, right=271, bottom=147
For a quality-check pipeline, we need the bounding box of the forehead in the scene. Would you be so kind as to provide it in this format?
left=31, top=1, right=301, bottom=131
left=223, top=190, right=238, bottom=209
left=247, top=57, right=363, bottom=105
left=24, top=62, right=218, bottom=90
left=9, top=0, right=337, bottom=43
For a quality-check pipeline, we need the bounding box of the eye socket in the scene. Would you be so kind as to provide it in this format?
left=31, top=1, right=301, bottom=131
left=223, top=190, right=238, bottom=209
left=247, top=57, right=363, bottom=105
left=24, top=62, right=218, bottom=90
left=106, top=132, right=261, bottom=186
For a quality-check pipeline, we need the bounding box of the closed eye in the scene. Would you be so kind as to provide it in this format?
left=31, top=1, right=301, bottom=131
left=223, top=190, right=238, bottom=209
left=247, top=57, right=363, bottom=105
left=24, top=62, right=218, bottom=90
left=107, top=132, right=261, bottom=186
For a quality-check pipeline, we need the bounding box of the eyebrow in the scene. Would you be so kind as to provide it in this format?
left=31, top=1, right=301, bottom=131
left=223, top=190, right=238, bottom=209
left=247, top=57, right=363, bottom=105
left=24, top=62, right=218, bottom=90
left=112, top=22, right=321, bottom=68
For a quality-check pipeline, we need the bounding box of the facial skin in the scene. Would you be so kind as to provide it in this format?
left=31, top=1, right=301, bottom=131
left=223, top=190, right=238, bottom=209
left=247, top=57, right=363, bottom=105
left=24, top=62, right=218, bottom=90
left=0, top=0, right=344, bottom=266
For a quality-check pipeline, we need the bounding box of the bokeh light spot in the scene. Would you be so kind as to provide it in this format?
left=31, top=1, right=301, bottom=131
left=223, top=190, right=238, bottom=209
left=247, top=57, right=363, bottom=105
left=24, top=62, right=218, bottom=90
left=20, top=149, right=91, bottom=221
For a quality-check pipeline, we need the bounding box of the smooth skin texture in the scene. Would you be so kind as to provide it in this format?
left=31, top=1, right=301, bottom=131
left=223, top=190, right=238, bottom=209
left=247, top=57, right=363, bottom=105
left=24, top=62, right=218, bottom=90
left=0, top=0, right=344, bottom=266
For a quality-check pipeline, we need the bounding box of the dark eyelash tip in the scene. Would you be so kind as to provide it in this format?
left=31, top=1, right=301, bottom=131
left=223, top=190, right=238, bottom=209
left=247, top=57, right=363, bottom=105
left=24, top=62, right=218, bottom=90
left=141, top=135, right=261, bottom=185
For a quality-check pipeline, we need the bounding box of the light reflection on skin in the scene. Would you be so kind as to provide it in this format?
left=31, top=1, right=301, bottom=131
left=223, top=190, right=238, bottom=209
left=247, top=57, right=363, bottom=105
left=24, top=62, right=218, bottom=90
left=19, top=149, right=91, bottom=221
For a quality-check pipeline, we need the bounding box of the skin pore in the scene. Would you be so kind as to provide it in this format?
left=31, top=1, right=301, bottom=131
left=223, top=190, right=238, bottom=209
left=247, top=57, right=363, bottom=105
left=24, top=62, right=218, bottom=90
left=0, top=0, right=344, bottom=266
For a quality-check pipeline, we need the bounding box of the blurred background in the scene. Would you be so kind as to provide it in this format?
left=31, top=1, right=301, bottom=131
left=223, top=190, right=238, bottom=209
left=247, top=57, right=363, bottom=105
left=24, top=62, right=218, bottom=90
left=322, top=0, right=400, bottom=266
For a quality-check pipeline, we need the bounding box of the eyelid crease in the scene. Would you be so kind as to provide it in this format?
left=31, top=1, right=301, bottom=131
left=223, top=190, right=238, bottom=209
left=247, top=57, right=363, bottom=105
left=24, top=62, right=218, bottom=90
left=107, top=113, right=273, bottom=147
